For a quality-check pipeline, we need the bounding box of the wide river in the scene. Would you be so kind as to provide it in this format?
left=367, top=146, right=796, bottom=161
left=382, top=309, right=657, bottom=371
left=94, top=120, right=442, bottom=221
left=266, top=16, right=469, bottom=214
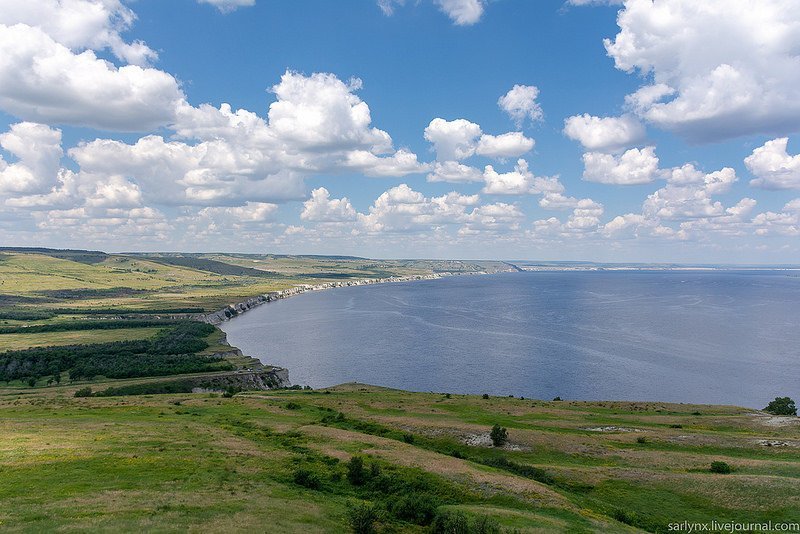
left=221, top=270, right=800, bottom=408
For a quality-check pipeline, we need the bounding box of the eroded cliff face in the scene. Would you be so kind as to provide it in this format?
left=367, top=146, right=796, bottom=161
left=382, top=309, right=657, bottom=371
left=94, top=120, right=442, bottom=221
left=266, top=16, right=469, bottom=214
left=188, top=368, right=290, bottom=392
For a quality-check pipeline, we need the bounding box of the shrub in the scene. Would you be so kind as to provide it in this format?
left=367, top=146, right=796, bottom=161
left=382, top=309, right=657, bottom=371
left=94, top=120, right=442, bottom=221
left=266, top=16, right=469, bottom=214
left=293, top=467, right=322, bottom=489
left=636, top=436, right=648, bottom=444
left=74, top=386, right=93, bottom=397
left=432, top=510, right=499, bottom=534
left=552, top=396, right=562, bottom=401
left=285, top=402, right=301, bottom=410
left=765, top=397, right=797, bottom=416
left=346, top=501, right=378, bottom=534
left=347, top=456, right=367, bottom=486
left=710, top=461, right=732, bottom=474
left=390, top=493, right=439, bottom=525
left=402, top=432, right=415, bottom=444
left=490, top=424, right=508, bottom=447
left=432, top=510, right=470, bottom=534
left=482, top=394, right=489, bottom=400
left=472, top=515, right=502, bottom=534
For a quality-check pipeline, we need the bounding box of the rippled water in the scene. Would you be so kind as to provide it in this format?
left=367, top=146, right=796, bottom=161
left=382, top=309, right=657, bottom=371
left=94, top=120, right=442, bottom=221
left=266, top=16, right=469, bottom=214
left=221, top=271, right=800, bottom=407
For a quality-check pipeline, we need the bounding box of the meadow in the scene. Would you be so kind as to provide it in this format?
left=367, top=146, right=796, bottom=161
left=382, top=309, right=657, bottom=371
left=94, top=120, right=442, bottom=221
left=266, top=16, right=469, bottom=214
left=1, top=382, right=798, bottom=532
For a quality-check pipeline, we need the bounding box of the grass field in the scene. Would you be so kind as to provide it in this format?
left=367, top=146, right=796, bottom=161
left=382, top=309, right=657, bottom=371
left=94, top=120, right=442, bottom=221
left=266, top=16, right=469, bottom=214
left=0, top=383, right=797, bottom=532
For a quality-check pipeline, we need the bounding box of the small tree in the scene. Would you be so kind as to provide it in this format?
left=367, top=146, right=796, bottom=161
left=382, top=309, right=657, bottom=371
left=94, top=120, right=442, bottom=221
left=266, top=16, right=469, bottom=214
left=74, top=387, right=93, bottom=398
left=765, top=397, right=797, bottom=416
left=347, top=456, right=367, bottom=486
left=490, top=424, right=508, bottom=447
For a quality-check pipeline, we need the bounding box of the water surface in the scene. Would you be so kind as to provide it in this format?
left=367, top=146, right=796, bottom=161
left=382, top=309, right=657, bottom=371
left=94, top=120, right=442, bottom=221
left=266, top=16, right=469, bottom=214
left=221, top=271, right=800, bottom=407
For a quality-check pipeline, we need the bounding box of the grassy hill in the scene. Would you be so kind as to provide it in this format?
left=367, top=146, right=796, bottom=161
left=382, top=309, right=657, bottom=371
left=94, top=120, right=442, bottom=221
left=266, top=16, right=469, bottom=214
left=0, top=382, right=798, bottom=532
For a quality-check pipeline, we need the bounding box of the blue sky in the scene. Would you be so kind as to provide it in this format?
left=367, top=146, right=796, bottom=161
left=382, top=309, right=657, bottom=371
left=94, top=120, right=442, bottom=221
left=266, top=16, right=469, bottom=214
left=0, top=0, right=799, bottom=262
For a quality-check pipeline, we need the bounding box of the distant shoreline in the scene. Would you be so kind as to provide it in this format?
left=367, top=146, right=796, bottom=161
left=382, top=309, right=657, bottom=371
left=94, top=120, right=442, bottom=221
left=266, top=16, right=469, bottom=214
left=198, top=268, right=508, bottom=326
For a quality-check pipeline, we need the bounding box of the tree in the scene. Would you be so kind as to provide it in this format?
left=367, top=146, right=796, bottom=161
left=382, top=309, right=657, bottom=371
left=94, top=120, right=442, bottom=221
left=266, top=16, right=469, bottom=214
left=490, top=424, right=508, bottom=447
left=347, top=456, right=367, bottom=486
left=765, top=397, right=797, bottom=416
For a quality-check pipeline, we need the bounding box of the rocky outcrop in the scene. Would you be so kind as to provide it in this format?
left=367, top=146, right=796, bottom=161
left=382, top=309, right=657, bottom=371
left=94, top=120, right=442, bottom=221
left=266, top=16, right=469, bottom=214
left=188, top=368, right=290, bottom=392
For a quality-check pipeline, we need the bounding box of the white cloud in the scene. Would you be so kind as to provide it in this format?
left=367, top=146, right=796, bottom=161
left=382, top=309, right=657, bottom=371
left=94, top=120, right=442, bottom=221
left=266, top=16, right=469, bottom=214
left=427, top=161, right=483, bottom=183
left=475, top=132, right=534, bottom=159
left=482, top=159, right=562, bottom=196
left=357, top=184, right=480, bottom=233
left=0, top=122, right=63, bottom=194
left=606, top=0, right=800, bottom=141
left=563, top=113, right=645, bottom=152
left=752, top=199, right=800, bottom=236
left=498, top=85, right=543, bottom=128
left=197, top=0, right=256, bottom=13
left=424, top=118, right=482, bottom=161
left=59, top=71, right=426, bottom=206
left=301, top=188, right=356, bottom=222
left=460, top=202, right=525, bottom=235
left=268, top=72, right=392, bottom=153
left=434, top=0, right=485, bottom=26
left=582, top=146, right=659, bottom=185
left=424, top=117, right=534, bottom=162
left=643, top=167, right=737, bottom=220
left=745, top=138, right=800, bottom=190
left=0, top=24, right=184, bottom=131
left=0, top=0, right=157, bottom=66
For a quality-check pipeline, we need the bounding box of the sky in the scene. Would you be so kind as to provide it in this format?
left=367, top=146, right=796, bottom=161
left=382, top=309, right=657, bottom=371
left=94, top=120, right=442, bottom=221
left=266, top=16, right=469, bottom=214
left=0, top=0, right=799, bottom=263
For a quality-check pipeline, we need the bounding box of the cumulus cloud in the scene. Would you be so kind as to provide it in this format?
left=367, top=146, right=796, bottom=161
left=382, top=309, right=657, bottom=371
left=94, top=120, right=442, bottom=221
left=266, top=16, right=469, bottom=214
left=197, top=0, right=256, bottom=12
left=563, top=113, right=645, bottom=152
left=475, top=132, right=535, bottom=159
left=434, top=0, right=485, bottom=26
left=643, top=167, right=738, bottom=220
left=751, top=199, right=800, bottom=236
left=301, top=188, right=356, bottom=222
left=424, top=118, right=533, bottom=161
left=498, top=85, right=543, bottom=128
left=426, top=161, right=483, bottom=183
left=482, top=159, right=562, bottom=196
left=0, top=24, right=184, bottom=131
left=582, top=146, right=659, bottom=185
left=745, top=138, right=800, bottom=190
left=58, top=71, right=426, bottom=207
left=606, top=0, right=800, bottom=141
left=357, top=184, right=480, bottom=233
left=0, top=122, right=63, bottom=194
left=424, top=118, right=482, bottom=161
left=0, top=0, right=157, bottom=66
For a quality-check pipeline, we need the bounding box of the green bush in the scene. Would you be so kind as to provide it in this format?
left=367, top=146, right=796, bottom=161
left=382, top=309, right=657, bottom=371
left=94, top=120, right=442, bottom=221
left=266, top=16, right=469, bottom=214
left=285, top=402, right=301, bottom=410
left=347, top=456, right=367, bottom=486
left=346, top=501, right=378, bottom=534
left=431, top=510, right=499, bottom=534
left=481, top=394, right=489, bottom=399
left=293, top=467, right=322, bottom=489
left=636, top=436, right=649, bottom=444
left=390, top=494, right=439, bottom=525
left=765, top=397, right=797, bottom=416
left=432, top=510, right=471, bottom=534
left=74, top=387, right=93, bottom=397
left=490, top=424, right=508, bottom=447
left=710, top=461, right=732, bottom=474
